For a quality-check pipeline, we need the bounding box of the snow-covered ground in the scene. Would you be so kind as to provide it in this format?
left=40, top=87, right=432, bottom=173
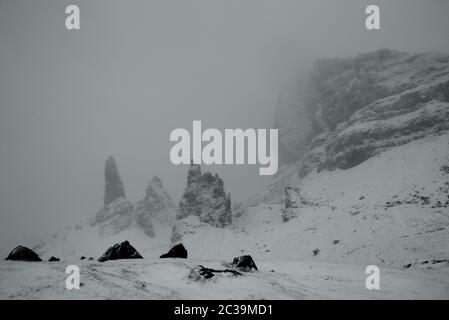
left=1, top=133, right=448, bottom=299
left=1, top=258, right=448, bottom=299
left=175, top=133, right=449, bottom=269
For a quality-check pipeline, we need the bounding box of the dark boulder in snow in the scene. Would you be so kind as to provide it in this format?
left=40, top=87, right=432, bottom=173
left=98, top=240, right=143, bottom=262
left=48, top=256, right=60, bottom=262
left=189, top=265, right=242, bottom=280
left=160, top=243, right=188, bottom=259
left=232, top=255, right=258, bottom=271
left=5, top=246, right=42, bottom=262
left=80, top=256, right=86, bottom=260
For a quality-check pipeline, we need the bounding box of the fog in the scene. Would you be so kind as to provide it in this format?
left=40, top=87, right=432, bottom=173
left=1, top=0, right=449, bottom=246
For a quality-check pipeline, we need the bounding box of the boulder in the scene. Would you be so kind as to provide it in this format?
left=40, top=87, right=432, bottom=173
left=48, top=256, right=60, bottom=262
left=5, top=246, right=42, bottom=262
left=80, top=256, right=86, bottom=260
left=160, top=243, right=188, bottom=259
left=232, top=255, right=258, bottom=271
left=98, top=240, right=143, bottom=262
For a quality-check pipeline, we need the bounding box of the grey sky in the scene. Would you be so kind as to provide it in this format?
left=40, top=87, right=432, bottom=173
left=1, top=0, right=449, bottom=246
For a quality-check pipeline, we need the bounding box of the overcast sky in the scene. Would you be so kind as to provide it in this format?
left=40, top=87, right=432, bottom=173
left=1, top=0, right=449, bottom=247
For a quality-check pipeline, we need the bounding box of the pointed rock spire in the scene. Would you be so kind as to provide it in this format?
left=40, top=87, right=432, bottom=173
left=104, top=156, right=126, bottom=206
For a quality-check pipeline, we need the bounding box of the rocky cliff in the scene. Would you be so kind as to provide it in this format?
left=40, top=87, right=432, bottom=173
left=274, top=49, right=449, bottom=178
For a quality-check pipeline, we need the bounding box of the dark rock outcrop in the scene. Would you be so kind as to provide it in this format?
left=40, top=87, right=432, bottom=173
left=160, top=243, right=188, bottom=259
left=48, top=256, right=60, bottom=262
left=188, top=265, right=242, bottom=280
left=80, top=256, right=86, bottom=260
left=178, top=163, right=232, bottom=227
left=98, top=240, right=143, bottom=262
left=104, top=156, right=126, bottom=206
left=232, top=255, right=258, bottom=271
left=5, top=246, right=42, bottom=262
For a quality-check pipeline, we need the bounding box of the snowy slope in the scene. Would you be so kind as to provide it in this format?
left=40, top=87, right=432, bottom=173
left=24, top=174, right=177, bottom=261
left=172, top=133, right=449, bottom=269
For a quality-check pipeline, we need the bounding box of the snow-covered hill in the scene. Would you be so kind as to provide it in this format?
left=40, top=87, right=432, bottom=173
left=169, top=133, right=449, bottom=269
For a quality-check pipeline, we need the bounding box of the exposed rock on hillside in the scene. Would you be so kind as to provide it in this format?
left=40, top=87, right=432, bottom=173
left=188, top=265, right=242, bottom=280
left=302, top=50, right=449, bottom=174
left=135, top=176, right=176, bottom=236
left=274, top=50, right=449, bottom=177
left=178, top=163, right=232, bottom=227
left=281, top=187, right=314, bottom=222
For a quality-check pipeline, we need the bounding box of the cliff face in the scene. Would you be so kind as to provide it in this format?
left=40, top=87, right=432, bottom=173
left=224, top=50, right=449, bottom=268
left=299, top=49, right=449, bottom=175
left=275, top=50, right=449, bottom=177
left=238, top=49, right=449, bottom=212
